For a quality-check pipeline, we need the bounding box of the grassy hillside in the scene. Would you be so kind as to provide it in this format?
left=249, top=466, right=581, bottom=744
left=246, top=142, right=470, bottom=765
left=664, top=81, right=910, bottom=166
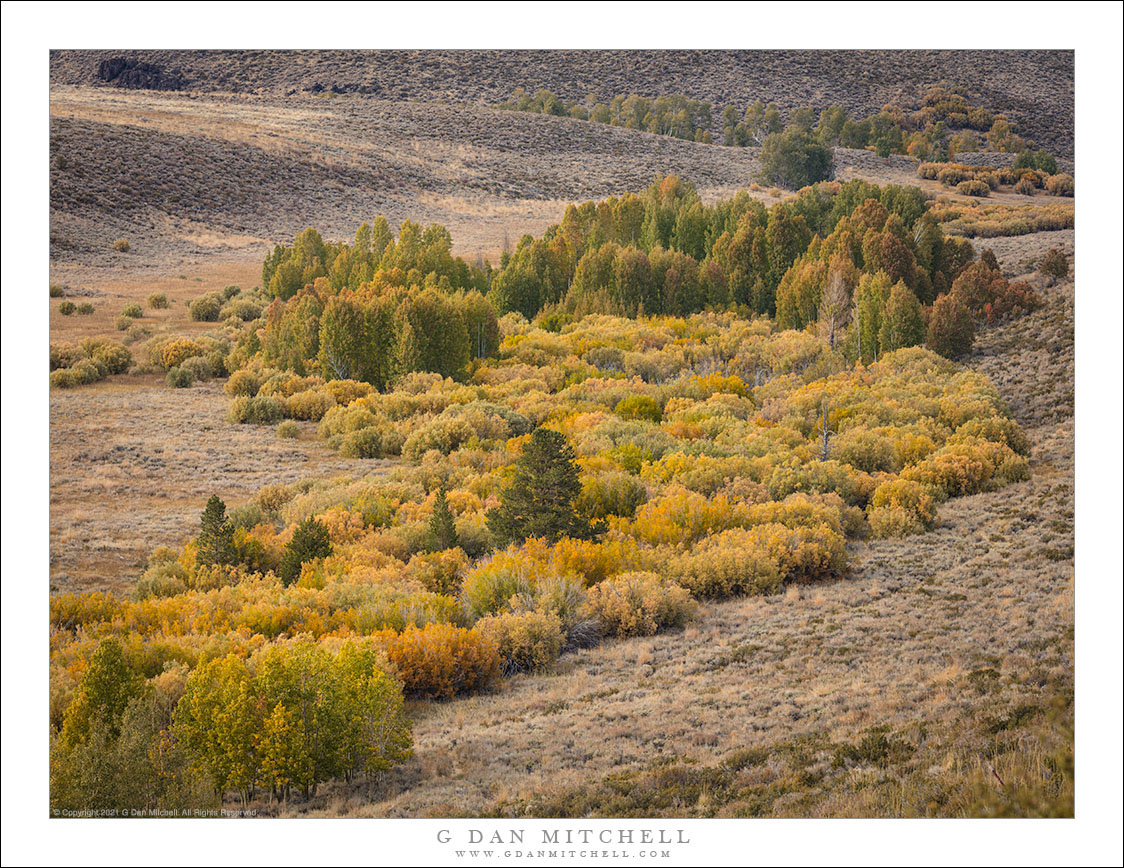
left=50, top=90, right=765, bottom=277
left=49, top=50, right=1074, bottom=158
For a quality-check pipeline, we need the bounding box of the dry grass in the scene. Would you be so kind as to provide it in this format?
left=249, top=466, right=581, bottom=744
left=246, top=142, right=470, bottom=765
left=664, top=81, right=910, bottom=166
left=49, top=376, right=388, bottom=593
left=49, top=88, right=769, bottom=280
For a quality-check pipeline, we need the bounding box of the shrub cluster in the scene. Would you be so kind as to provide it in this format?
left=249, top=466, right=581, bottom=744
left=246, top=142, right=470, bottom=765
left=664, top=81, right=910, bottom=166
left=376, top=623, right=500, bottom=698
left=930, top=199, right=1074, bottom=239
left=475, top=610, right=565, bottom=674
left=498, top=89, right=715, bottom=143
left=919, top=161, right=1072, bottom=200
left=585, top=572, right=696, bottom=638
left=49, top=339, right=132, bottom=388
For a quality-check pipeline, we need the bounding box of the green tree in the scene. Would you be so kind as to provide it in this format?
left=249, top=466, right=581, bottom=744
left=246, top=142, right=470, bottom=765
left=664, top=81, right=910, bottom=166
left=318, top=296, right=367, bottom=381
left=765, top=205, right=813, bottom=310
left=175, top=654, right=261, bottom=803
left=853, top=271, right=892, bottom=364
left=429, top=486, right=458, bottom=551
left=52, top=685, right=213, bottom=815
left=197, top=495, right=235, bottom=567
left=455, top=291, right=501, bottom=361
left=59, top=638, right=145, bottom=746
left=261, top=291, right=323, bottom=374
left=258, top=701, right=306, bottom=802
left=487, top=428, right=595, bottom=547
left=279, top=517, right=333, bottom=587
left=878, top=281, right=926, bottom=353
left=775, top=257, right=828, bottom=331
left=613, top=246, right=655, bottom=315
left=760, top=128, right=834, bottom=190
left=253, top=642, right=333, bottom=796
left=815, top=105, right=849, bottom=144
left=362, top=294, right=400, bottom=392
left=396, top=288, right=471, bottom=379
left=335, top=643, right=413, bottom=778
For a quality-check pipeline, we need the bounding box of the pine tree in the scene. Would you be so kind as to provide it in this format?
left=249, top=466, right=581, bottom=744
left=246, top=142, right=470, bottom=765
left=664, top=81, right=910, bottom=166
left=428, top=486, right=458, bottom=551
left=486, top=428, right=595, bottom=547
left=279, top=517, right=332, bottom=587
left=197, top=495, right=235, bottom=566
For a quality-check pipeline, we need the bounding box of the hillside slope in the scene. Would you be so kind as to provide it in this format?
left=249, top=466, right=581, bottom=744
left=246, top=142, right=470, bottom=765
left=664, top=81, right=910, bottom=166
left=49, top=88, right=767, bottom=280
left=49, top=49, right=1074, bottom=158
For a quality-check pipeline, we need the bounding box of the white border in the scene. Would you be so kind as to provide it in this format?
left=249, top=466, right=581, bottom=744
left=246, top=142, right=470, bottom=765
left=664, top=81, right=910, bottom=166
left=3, top=2, right=1121, bottom=866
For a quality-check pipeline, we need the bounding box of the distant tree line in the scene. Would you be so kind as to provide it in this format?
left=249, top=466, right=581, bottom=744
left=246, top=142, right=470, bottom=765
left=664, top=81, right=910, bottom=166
left=498, top=89, right=716, bottom=143
left=498, top=85, right=1051, bottom=171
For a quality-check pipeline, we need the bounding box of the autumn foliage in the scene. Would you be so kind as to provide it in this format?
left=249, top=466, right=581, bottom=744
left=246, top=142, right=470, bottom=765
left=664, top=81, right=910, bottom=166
left=49, top=176, right=1045, bottom=812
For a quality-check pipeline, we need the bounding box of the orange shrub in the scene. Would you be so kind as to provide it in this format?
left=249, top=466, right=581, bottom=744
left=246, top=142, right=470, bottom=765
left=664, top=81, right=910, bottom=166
left=543, top=536, right=644, bottom=586
left=1045, top=173, right=1074, bottom=197
left=629, top=486, right=749, bottom=546
left=324, top=378, right=374, bottom=405
left=377, top=623, right=499, bottom=698
left=285, top=389, right=337, bottom=421
left=766, top=459, right=878, bottom=508
left=951, top=416, right=1031, bottom=456
left=832, top=426, right=901, bottom=474
left=761, top=522, right=848, bottom=582
left=404, top=548, right=469, bottom=595
left=956, top=179, right=991, bottom=197
left=50, top=592, right=125, bottom=632
left=669, top=528, right=784, bottom=598
left=746, top=493, right=847, bottom=535
left=460, top=547, right=587, bottom=631
left=577, top=470, right=649, bottom=519
left=900, top=436, right=1028, bottom=501
left=225, top=368, right=265, bottom=397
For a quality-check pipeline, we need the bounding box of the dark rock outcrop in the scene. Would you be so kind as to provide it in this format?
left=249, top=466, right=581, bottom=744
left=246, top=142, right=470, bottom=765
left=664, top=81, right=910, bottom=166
left=96, top=57, right=186, bottom=91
